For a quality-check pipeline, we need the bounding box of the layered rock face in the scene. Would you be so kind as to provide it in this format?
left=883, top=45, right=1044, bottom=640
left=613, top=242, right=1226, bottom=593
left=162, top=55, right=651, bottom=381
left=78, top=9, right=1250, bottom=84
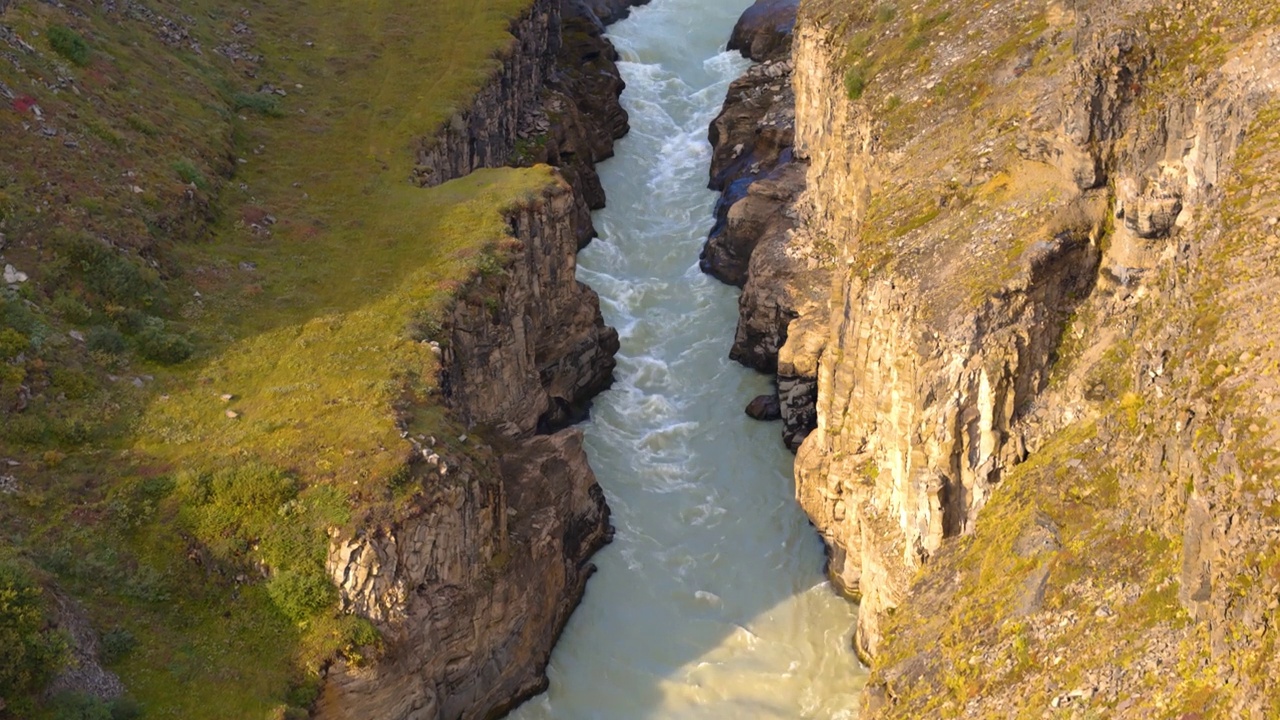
left=412, top=0, right=560, bottom=188
left=442, top=184, right=619, bottom=433
left=414, top=0, right=631, bottom=246
left=314, top=0, right=630, bottom=716
left=318, top=425, right=611, bottom=720
left=780, top=0, right=1280, bottom=714
left=518, top=0, right=632, bottom=246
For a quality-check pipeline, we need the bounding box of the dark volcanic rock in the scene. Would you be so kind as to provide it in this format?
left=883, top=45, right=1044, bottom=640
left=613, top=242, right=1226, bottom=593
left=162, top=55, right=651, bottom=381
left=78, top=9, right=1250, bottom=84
left=745, top=393, right=782, bottom=420
left=582, top=0, right=648, bottom=25
left=727, top=0, right=798, bottom=62
left=515, top=0, right=631, bottom=246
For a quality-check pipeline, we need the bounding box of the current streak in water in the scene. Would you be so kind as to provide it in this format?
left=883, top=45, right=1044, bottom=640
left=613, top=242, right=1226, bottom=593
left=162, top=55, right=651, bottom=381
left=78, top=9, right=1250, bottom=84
left=508, top=0, right=867, bottom=716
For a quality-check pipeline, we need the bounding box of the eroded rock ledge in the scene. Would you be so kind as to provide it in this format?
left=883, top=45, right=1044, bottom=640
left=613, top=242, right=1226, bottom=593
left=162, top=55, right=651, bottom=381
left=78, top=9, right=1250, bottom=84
left=314, top=0, right=636, bottom=716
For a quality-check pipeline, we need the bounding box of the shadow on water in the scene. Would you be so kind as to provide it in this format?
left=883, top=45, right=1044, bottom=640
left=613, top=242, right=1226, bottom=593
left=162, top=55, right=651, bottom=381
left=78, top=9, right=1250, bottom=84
left=508, top=0, right=868, bottom=717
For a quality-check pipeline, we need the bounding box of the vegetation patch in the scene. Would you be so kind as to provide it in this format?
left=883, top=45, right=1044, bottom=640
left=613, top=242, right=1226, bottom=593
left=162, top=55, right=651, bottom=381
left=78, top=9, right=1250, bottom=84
left=46, top=26, right=91, bottom=66
left=0, top=558, right=68, bottom=718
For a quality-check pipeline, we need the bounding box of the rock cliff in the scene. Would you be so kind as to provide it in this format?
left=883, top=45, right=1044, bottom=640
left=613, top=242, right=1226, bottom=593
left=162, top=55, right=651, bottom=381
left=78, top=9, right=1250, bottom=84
left=314, top=0, right=627, bottom=717
left=768, top=0, right=1280, bottom=714
left=441, top=184, right=619, bottom=433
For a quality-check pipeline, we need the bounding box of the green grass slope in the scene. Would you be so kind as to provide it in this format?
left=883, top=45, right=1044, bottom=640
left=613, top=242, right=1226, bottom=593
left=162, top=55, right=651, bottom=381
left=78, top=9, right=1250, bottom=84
left=0, top=0, right=555, bottom=715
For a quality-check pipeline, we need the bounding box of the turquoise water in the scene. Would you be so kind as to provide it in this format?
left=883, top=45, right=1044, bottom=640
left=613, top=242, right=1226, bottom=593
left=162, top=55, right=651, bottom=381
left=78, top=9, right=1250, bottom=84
left=508, top=1, right=865, bottom=716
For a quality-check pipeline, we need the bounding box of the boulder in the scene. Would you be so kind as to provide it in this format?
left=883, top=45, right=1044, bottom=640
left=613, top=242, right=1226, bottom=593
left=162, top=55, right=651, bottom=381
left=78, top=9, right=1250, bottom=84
left=745, top=393, right=782, bottom=420
left=727, top=0, right=798, bottom=62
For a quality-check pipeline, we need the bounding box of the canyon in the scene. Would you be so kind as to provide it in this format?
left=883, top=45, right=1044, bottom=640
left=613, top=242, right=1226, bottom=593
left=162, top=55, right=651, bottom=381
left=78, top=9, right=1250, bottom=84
left=2, top=0, right=1279, bottom=714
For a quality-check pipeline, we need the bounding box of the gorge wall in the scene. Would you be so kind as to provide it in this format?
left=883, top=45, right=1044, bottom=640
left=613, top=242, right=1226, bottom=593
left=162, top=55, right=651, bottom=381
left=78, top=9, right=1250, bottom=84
left=716, top=0, right=1280, bottom=715
left=313, top=0, right=632, bottom=716
left=316, top=180, right=617, bottom=720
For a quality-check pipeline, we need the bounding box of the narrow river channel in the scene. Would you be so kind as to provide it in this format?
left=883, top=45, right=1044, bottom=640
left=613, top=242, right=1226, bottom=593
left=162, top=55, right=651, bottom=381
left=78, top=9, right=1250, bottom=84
left=509, top=0, right=866, bottom=716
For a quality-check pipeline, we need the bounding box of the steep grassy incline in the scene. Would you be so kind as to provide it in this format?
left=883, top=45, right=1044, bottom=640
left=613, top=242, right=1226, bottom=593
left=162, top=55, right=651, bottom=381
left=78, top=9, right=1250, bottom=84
left=0, top=0, right=559, bottom=716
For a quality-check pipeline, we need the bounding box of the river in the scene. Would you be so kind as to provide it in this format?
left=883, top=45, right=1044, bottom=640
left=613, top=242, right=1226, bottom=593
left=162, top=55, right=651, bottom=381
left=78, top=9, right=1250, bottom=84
left=508, top=0, right=866, bottom=716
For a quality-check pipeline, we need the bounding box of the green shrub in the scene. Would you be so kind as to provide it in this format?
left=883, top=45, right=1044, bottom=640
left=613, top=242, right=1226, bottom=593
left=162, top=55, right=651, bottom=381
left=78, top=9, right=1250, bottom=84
left=47, top=26, right=90, bottom=66
left=107, top=476, right=176, bottom=531
left=177, top=465, right=298, bottom=556
left=99, top=628, right=137, bottom=664
left=176, top=466, right=346, bottom=623
left=0, top=327, right=27, bottom=360
left=845, top=65, right=870, bottom=100
left=231, top=92, right=284, bottom=117
left=0, top=560, right=69, bottom=714
left=284, top=676, right=322, bottom=709
left=267, top=569, right=336, bottom=623
left=54, top=234, right=164, bottom=310
left=86, top=326, right=126, bottom=355
left=171, top=160, right=209, bottom=191
left=51, top=367, right=98, bottom=400
left=52, top=293, right=95, bottom=324
left=124, top=116, right=159, bottom=137
left=0, top=295, right=46, bottom=339
left=50, top=692, right=143, bottom=720
left=135, top=321, right=193, bottom=365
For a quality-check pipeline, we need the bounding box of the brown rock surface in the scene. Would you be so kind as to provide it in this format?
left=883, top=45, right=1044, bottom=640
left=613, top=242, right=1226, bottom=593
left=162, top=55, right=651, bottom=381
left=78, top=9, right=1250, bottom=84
left=318, top=180, right=616, bottom=720
left=413, top=0, right=560, bottom=188
left=706, top=58, right=795, bottom=196
left=745, top=393, right=782, bottom=420
left=704, top=0, right=839, bottom=452
left=441, top=181, right=618, bottom=434
left=518, top=0, right=632, bottom=246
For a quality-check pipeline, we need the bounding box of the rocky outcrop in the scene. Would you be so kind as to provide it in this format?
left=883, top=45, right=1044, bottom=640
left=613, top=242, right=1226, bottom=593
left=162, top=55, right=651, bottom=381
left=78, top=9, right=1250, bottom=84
left=317, top=429, right=610, bottom=720
left=784, top=0, right=1112, bottom=662
left=517, top=0, right=631, bottom=246
left=46, top=594, right=126, bottom=703
left=580, top=0, right=647, bottom=26
left=318, top=179, right=616, bottom=720
left=412, top=0, right=560, bottom=189
left=727, top=0, right=797, bottom=63
left=780, top=0, right=1280, bottom=714
left=704, top=54, right=796, bottom=288
left=412, top=0, right=630, bottom=246
left=705, top=0, right=841, bottom=449
left=745, top=392, right=781, bottom=420
left=705, top=0, right=797, bottom=274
